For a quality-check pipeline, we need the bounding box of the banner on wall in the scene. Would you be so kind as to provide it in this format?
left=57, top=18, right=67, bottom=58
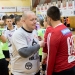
left=61, top=9, right=74, bottom=17
left=57, top=1, right=62, bottom=9
left=44, top=3, right=48, bottom=11
left=52, top=2, right=56, bottom=6
left=36, top=0, right=75, bottom=17
left=62, top=0, right=67, bottom=9
left=48, top=3, right=51, bottom=8
left=68, top=0, right=73, bottom=9
left=0, top=7, right=16, bottom=12
left=17, top=7, right=30, bottom=12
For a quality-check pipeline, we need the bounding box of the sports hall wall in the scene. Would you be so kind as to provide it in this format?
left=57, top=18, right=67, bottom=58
left=0, top=0, right=31, bottom=15
left=61, top=16, right=75, bottom=28
left=67, top=16, right=75, bottom=28
left=36, top=0, right=75, bottom=28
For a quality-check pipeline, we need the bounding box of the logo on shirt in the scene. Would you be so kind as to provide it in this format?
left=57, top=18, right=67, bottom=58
left=8, top=34, right=12, bottom=37
left=61, top=28, right=71, bottom=35
left=25, top=62, right=32, bottom=70
left=32, top=39, right=37, bottom=46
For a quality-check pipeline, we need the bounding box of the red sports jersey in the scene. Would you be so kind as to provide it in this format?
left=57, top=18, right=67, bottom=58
left=46, top=24, right=75, bottom=75
left=43, top=26, right=53, bottom=53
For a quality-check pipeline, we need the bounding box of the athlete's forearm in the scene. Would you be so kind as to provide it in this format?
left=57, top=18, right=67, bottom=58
left=18, top=44, right=40, bottom=58
left=0, top=35, right=7, bottom=43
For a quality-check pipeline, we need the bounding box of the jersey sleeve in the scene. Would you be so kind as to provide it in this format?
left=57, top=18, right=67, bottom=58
left=43, top=27, right=52, bottom=53
left=47, top=32, right=61, bottom=75
left=12, top=31, right=28, bottom=51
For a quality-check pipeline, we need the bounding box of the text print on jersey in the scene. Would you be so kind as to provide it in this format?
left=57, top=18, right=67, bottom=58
left=67, top=36, right=75, bottom=63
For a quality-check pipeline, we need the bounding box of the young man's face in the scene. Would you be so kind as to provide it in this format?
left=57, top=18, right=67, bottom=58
left=24, top=13, right=37, bottom=31
left=43, top=19, right=47, bottom=28
left=6, top=19, right=13, bottom=27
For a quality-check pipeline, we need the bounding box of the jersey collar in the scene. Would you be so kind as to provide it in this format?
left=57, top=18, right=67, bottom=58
left=21, top=27, right=32, bottom=33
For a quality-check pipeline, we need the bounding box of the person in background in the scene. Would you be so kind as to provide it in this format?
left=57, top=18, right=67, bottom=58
left=63, top=17, right=67, bottom=26
left=66, top=17, right=70, bottom=27
left=42, top=16, right=53, bottom=75
left=37, top=19, right=45, bottom=62
left=0, top=24, right=10, bottom=75
left=3, top=16, right=18, bottom=75
left=15, top=15, right=23, bottom=28
left=11, top=11, right=44, bottom=75
left=2, top=15, right=8, bottom=28
left=46, top=6, right=75, bottom=75
left=10, top=15, right=15, bottom=25
left=0, top=27, right=9, bottom=75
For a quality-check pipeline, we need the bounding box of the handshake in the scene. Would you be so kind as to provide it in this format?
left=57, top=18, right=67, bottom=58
left=38, top=36, right=46, bottom=48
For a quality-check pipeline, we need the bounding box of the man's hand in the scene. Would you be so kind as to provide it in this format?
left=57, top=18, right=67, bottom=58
left=39, top=40, right=45, bottom=48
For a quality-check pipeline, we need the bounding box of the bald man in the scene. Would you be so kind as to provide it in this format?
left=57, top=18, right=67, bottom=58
left=11, top=11, right=44, bottom=75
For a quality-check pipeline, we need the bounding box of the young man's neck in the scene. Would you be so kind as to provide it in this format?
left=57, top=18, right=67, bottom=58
left=17, top=24, right=21, bottom=28
left=8, top=25, right=14, bottom=30
left=52, top=20, right=62, bottom=28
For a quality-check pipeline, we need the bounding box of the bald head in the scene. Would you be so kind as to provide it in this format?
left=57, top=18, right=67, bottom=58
left=22, top=11, right=35, bottom=19
left=21, top=11, right=37, bottom=31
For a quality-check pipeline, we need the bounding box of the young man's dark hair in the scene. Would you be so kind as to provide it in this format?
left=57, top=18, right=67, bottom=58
left=44, top=16, right=47, bottom=22
left=5, top=16, right=12, bottom=20
left=15, top=15, right=21, bottom=24
left=47, top=6, right=61, bottom=21
left=39, top=19, right=44, bottom=27
left=2, top=15, right=8, bottom=20
left=9, top=14, right=14, bottom=19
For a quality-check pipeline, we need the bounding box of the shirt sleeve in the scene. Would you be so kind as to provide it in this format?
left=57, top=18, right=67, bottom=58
left=43, top=28, right=50, bottom=53
left=47, top=32, right=61, bottom=75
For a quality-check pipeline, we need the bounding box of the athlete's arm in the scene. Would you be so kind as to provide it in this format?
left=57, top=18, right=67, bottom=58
left=18, top=44, right=40, bottom=58
left=0, top=35, right=7, bottom=43
left=0, top=31, right=7, bottom=43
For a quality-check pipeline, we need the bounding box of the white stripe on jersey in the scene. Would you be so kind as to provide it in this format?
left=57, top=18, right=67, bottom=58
left=46, top=33, right=51, bottom=75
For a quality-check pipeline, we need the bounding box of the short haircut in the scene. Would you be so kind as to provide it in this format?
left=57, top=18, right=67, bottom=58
left=47, top=6, right=61, bottom=21
left=39, top=19, right=44, bottom=27
left=44, top=16, right=47, bottom=22
left=15, top=15, right=21, bottom=24
left=9, top=15, right=15, bottom=19
left=2, top=15, right=8, bottom=20
left=5, top=16, right=12, bottom=20
left=22, top=11, right=35, bottom=19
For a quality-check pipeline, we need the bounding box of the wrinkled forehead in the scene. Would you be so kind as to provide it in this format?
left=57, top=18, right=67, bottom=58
left=28, top=13, right=36, bottom=17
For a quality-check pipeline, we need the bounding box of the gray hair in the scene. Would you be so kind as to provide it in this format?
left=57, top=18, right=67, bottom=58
left=22, top=11, right=35, bottom=19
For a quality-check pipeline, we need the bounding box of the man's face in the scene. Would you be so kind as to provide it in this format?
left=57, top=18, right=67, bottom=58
left=24, top=13, right=37, bottom=31
left=6, top=19, right=13, bottom=27
left=43, top=19, right=47, bottom=28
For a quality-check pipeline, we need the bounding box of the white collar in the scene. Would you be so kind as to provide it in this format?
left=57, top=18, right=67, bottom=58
left=54, top=23, right=63, bottom=28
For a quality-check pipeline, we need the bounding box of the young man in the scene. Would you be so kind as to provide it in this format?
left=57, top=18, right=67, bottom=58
left=46, top=6, right=75, bottom=75
left=3, top=16, right=22, bottom=75
left=41, top=17, right=53, bottom=75
left=11, top=11, right=44, bottom=75
left=37, top=19, right=45, bottom=62
left=15, top=15, right=23, bottom=28
left=3, top=16, right=17, bottom=58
